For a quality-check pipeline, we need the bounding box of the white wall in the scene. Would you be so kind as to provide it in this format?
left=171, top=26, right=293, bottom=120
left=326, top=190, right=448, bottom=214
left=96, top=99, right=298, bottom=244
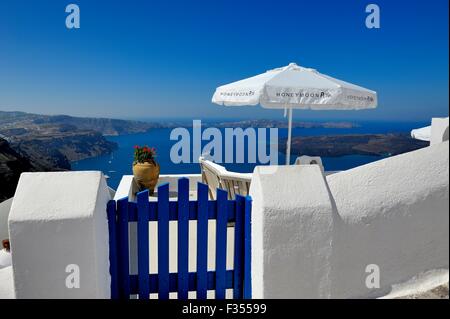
left=250, top=141, right=449, bottom=298
left=0, top=198, right=13, bottom=241
left=0, top=266, right=14, bottom=299
left=327, top=141, right=449, bottom=298
left=431, top=117, right=449, bottom=145
left=250, top=165, right=334, bottom=298
left=8, top=171, right=112, bottom=299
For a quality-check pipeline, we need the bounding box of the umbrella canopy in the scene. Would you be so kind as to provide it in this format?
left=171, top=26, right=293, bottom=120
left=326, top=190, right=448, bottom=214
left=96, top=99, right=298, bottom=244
left=212, top=62, right=377, bottom=164
left=411, top=125, right=431, bottom=142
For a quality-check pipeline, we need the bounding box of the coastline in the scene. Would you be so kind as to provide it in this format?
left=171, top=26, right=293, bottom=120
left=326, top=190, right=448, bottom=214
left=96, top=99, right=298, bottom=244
left=72, top=121, right=428, bottom=190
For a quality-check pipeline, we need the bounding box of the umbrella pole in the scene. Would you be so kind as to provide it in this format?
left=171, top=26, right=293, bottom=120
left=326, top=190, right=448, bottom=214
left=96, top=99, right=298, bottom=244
left=286, top=107, right=293, bottom=165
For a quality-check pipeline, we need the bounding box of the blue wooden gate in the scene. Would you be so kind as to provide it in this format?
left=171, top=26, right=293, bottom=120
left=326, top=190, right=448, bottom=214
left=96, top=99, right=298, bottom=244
left=106, top=178, right=252, bottom=299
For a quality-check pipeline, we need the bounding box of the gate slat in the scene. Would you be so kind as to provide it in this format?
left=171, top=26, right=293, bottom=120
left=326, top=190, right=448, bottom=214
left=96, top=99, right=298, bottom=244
left=196, top=182, right=208, bottom=299
left=215, top=188, right=228, bottom=299
left=107, top=200, right=119, bottom=299
left=129, top=270, right=235, bottom=294
left=243, top=196, right=252, bottom=299
left=137, top=190, right=150, bottom=299
left=117, top=197, right=130, bottom=299
left=157, top=183, right=170, bottom=299
left=177, top=178, right=189, bottom=299
left=233, top=195, right=245, bottom=299
left=108, top=180, right=251, bottom=300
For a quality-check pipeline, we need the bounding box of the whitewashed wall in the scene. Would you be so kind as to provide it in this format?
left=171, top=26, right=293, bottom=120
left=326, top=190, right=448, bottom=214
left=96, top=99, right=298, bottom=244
left=431, top=117, right=449, bottom=145
left=0, top=198, right=13, bottom=241
left=327, top=141, right=449, bottom=298
left=250, top=141, right=449, bottom=298
left=250, top=165, right=334, bottom=298
left=8, top=171, right=112, bottom=299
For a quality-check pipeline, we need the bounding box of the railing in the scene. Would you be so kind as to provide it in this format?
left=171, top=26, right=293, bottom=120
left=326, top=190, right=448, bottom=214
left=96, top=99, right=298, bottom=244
left=107, top=178, right=252, bottom=299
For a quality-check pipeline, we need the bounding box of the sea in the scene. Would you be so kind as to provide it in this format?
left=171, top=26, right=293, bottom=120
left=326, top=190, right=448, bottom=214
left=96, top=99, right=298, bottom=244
left=72, top=120, right=429, bottom=190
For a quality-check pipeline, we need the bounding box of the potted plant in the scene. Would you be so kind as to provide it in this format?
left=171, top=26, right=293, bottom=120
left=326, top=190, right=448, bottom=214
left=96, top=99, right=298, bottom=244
left=132, top=145, right=160, bottom=194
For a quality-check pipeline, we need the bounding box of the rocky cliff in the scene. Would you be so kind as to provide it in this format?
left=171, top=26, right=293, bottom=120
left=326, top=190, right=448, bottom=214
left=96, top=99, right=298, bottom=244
left=0, top=111, right=120, bottom=200
left=11, top=130, right=117, bottom=166
left=0, top=132, right=116, bottom=200
left=0, top=138, right=38, bottom=201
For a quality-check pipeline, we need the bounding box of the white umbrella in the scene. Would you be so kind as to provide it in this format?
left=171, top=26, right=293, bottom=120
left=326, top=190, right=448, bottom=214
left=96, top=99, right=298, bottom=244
left=212, top=62, right=377, bottom=164
left=411, top=126, right=431, bottom=141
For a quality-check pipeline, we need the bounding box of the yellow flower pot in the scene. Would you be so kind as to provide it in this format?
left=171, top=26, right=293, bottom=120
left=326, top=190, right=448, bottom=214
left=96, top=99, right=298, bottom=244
left=132, top=161, right=160, bottom=194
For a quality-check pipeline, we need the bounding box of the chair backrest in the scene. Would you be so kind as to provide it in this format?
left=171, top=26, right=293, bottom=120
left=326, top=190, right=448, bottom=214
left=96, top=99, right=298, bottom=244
left=294, top=155, right=324, bottom=172
left=219, top=172, right=252, bottom=200
left=199, top=157, right=225, bottom=199
left=199, top=157, right=251, bottom=200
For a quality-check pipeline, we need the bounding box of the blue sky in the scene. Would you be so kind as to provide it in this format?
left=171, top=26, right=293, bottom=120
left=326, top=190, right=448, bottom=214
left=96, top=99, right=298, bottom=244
left=0, top=0, right=448, bottom=121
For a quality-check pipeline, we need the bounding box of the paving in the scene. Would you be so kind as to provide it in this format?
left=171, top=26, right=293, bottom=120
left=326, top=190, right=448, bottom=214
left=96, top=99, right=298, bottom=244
left=396, top=283, right=449, bottom=299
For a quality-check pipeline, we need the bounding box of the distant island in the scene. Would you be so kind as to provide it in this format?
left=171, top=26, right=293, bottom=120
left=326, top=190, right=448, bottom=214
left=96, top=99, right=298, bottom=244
left=213, top=119, right=358, bottom=129
left=280, top=133, right=429, bottom=157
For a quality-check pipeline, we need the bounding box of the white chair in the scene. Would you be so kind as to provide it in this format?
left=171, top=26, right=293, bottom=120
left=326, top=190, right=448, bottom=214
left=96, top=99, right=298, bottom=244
left=199, top=156, right=252, bottom=200
left=294, top=155, right=324, bottom=172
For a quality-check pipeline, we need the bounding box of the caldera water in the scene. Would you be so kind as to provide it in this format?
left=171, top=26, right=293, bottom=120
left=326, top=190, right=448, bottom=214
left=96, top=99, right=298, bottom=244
left=72, top=120, right=428, bottom=190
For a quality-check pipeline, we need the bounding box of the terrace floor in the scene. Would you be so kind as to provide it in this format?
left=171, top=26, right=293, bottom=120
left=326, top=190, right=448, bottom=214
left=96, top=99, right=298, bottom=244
left=397, top=283, right=448, bottom=299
